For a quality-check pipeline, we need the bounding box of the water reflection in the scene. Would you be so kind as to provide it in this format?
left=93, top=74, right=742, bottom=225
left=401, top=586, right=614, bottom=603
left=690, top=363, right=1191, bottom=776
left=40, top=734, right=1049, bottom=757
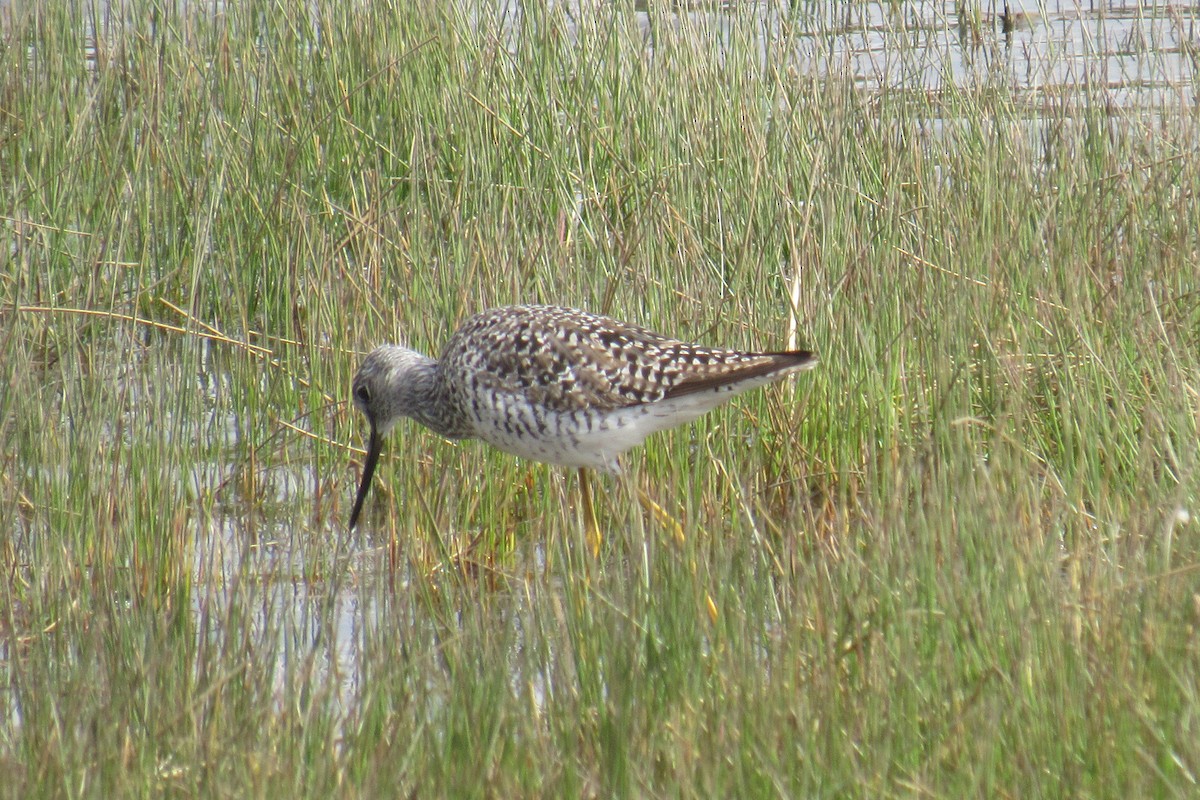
left=65, top=1, right=1196, bottom=105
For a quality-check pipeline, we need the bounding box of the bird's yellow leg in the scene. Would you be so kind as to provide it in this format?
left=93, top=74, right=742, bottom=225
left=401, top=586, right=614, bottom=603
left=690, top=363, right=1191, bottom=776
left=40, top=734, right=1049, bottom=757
left=579, top=468, right=602, bottom=557
left=637, top=486, right=686, bottom=545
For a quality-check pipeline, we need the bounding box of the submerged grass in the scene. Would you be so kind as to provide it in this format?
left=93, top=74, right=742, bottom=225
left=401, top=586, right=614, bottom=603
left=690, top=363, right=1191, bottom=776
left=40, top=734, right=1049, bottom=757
left=3, top=0, right=1199, bottom=796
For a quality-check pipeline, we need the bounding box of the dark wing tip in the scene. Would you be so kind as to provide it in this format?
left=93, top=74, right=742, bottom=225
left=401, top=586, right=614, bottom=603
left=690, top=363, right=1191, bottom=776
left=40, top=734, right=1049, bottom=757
left=663, top=349, right=817, bottom=399
left=767, top=349, right=817, bottom=366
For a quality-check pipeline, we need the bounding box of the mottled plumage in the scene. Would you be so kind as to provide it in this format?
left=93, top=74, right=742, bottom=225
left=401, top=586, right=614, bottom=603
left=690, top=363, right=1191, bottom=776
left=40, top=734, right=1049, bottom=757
left=349, top=305, right=817, bottom=529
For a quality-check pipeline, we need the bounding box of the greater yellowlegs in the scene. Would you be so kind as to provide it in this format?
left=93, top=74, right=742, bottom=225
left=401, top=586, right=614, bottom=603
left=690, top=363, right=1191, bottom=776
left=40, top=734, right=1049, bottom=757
left=348, top=305, right=817, bottom=545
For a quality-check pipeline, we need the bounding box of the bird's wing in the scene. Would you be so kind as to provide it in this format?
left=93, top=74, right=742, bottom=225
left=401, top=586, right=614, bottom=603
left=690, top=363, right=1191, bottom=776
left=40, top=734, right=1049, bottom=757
left=443, top=306, right=812, bottom=414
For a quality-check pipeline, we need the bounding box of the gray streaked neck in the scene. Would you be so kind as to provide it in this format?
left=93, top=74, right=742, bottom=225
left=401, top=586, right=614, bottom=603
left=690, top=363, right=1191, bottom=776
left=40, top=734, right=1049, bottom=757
left=404, top=355, right=475, bottom=440
left=361, top=345, right=475, bottom=440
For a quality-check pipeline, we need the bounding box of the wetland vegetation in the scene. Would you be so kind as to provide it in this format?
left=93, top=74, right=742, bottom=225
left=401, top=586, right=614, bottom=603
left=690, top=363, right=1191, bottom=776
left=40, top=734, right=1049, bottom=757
left=2, top=0, right=1199, bottom=796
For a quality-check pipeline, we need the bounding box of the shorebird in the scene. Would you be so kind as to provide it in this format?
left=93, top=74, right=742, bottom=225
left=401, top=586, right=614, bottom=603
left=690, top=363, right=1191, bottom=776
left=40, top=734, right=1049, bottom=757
left=348, top=305, right=816, bottom=550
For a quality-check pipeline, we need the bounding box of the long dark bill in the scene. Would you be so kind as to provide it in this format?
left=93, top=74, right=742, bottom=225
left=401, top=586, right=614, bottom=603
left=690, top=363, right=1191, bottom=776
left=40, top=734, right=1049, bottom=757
left=348, top=425, right=383, bottom=529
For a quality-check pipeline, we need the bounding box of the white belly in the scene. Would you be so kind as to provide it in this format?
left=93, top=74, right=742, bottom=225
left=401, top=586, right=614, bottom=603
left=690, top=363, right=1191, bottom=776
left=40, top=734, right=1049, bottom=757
left=467, top=382, right=758, bottom=472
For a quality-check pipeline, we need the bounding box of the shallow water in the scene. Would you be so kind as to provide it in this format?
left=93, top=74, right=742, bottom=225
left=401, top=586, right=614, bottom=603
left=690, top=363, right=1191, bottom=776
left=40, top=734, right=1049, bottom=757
left=55, top=0, right=1197, bottom=107
left=550, top=0, right=1198, bottom=106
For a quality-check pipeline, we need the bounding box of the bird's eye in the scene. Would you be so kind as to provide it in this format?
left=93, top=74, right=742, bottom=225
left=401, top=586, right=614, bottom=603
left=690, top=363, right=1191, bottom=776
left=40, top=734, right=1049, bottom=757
left=355, top=384, right=371, bottom=405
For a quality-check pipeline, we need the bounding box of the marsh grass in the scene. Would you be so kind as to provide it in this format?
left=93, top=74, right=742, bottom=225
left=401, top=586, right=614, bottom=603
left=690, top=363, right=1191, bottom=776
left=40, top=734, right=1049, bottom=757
left=3, top=0, right=1200, bottom=796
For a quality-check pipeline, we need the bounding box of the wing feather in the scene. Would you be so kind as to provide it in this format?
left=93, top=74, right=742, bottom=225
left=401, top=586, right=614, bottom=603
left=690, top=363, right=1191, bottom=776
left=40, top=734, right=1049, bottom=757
left=441, top=306, right=813, bottom=414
